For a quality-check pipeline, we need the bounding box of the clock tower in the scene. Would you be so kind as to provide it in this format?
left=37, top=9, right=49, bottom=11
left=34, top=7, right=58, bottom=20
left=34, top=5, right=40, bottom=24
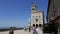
left=30, top=4, right=44, bottom=34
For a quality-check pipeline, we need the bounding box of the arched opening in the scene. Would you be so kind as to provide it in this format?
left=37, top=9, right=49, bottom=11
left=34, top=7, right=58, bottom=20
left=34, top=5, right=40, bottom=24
left=39, top=24, right=41, bottom=27
left=36, top=24, right=38, bottom=28
left=33, top=24, right=35, bottom=27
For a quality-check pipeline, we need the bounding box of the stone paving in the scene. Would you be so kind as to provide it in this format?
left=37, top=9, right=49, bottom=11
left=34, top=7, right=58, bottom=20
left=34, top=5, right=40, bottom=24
left=0, top=28, right=44, bottom=34
left=0, top=31, right=9, bottom=34
left=0, top=29, right=32, bottom=34
left=14, top=28, right=43, bottom=34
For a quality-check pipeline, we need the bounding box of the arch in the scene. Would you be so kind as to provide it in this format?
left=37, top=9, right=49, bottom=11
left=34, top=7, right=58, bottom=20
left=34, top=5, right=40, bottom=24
left=33, top=24, right=35, bottom=27
left=36, top=24, right=38, bottom=28
left=39, top=24, right=41, bottom=27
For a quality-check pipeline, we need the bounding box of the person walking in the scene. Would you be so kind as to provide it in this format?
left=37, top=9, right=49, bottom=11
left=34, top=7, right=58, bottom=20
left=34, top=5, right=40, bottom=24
left=35, top=26, right=39, bottom=34
left=36, top=27, right=38, bottom=34
left=32, top=24, right=36, bottom=34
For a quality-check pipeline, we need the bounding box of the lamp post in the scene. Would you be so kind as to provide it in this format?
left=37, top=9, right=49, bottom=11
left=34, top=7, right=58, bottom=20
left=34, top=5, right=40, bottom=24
left=28, top=18, right=31, bottom=27
left=28, top=18, right=31, bottom=32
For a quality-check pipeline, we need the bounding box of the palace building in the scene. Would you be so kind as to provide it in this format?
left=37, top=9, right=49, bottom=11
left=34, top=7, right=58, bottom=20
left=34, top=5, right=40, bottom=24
left=30, top=4, right=44, bottom=34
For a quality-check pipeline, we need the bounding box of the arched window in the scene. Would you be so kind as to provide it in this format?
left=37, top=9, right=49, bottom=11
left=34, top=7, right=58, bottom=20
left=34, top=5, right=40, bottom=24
left=33, top=16, right=34, bottom=18
left=36, top=19, right=38, bottom=22
left=39, top=16, right=40, bottom=18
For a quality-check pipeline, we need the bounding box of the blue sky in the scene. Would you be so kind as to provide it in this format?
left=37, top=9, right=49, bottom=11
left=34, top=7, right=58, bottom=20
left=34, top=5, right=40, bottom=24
left=0, top=0, right=48, bottom=27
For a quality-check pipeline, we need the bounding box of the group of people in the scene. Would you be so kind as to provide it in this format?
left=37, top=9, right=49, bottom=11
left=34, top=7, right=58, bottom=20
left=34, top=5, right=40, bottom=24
left=32, top=25, right=39, bottom=34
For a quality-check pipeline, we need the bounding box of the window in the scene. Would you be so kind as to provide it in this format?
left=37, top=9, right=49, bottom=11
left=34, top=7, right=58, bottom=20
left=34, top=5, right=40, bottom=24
left=33, top=16, right=34, bottom=18
left=36, top=19, right=38, bottom=22
left=39, top=16, right=40, bottom=18
left=36, top=16, right=37, bottom=18
left=32, top=8, right=35, bottom=10
left=39, top=16, right=40, bottom=17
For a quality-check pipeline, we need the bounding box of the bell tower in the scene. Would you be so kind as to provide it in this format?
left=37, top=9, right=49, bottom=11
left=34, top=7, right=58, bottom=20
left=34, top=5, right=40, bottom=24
left=31, top=4, right=36, bottom=11
left=30, top=4, right=44, bottom=34
left=29, top=0, right=44, bottom=34
left=31, top=4, right=37, bottom=13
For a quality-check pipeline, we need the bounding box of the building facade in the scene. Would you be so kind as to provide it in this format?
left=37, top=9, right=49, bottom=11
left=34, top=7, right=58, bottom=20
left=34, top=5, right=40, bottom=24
left=47, top=0, right=60, bottom=22
left=30, top=4, right=44, bottom=34
left=47, top=0, right=60, bottom=34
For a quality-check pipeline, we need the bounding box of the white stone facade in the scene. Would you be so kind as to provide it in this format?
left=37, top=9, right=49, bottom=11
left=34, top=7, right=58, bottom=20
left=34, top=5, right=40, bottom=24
left=31, top=11, right=43, bottom=26
left=30, top=4, right=44, bottom=34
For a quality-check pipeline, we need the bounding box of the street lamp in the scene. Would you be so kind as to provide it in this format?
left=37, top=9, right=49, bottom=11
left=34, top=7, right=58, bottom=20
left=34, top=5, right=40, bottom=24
left=28, top=18, right=31, bottom=32
left=28, top=18, right=31, bottom=27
